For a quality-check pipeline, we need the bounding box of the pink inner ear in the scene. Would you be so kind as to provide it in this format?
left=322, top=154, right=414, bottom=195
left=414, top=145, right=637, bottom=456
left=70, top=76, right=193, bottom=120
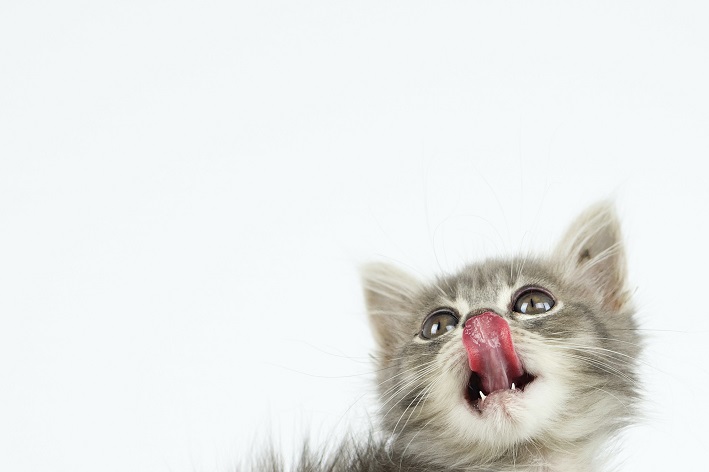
left=462, top=312, right=525, bottom=394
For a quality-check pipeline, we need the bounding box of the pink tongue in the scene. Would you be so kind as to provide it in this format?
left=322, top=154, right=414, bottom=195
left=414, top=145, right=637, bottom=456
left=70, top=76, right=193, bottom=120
left=462, top=312, right=525, bottom=394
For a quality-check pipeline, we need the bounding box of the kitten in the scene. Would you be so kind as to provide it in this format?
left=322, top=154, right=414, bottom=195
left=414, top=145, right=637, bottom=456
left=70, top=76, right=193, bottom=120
left=252, top=202, right=640, bottom=472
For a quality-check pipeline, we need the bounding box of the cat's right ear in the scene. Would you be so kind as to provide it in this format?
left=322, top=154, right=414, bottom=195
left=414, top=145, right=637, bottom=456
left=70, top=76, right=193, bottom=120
left=360, top=262, right=420, bottom=351
left=555, top=201, right=629, bottom=311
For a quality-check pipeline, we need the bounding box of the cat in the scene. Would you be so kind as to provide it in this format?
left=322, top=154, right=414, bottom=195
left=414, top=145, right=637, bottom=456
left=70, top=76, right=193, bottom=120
left=250, top=202, right=640, bottom=472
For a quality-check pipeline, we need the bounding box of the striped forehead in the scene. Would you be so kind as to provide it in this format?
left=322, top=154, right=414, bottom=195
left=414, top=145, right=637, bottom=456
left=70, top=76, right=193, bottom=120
left=436, top=263, right=518, bottom=315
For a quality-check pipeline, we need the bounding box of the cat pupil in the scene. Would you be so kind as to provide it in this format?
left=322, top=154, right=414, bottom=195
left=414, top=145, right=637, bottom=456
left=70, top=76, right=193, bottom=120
left=514, top=289, right=555, bottom=315
left=421, top=311, right=458, bottom=339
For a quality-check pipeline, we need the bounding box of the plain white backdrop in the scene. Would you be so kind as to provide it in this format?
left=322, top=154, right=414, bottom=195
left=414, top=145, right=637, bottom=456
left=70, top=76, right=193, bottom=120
left=1, top=1, right=708, bottom=471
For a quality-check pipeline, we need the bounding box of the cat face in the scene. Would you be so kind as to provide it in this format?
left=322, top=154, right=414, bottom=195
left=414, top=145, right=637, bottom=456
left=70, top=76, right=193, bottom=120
left=362, top=203, right=640, bottom=467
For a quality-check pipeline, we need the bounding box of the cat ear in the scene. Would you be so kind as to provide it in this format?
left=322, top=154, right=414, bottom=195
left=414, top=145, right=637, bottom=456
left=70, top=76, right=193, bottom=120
left=360, top=262, right=420, bottom=351
left=555, top=202, right=629, bottom=311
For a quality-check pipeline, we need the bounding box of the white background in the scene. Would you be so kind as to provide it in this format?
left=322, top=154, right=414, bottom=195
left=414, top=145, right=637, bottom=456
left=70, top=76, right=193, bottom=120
left=1, top=1, right=708, bottom=471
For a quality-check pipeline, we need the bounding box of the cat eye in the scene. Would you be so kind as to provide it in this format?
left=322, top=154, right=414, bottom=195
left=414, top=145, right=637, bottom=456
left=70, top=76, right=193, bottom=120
left=421, top=309, right=458, bottom=339
left=513, top=288, right=555, bottom=315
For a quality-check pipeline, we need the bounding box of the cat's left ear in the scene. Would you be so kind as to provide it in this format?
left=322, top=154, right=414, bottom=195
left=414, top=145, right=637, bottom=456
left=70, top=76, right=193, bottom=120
left=555, top=201, right=629, bottom=311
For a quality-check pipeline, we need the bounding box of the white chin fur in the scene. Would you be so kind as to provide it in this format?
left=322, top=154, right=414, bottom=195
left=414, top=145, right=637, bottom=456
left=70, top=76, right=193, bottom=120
left=433, top=333, right=570, bottom=450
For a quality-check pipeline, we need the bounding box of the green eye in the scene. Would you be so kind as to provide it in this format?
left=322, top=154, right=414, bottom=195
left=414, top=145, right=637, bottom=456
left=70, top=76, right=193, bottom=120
left=513, top=289, right=555, bottom=315
left=421, top=309, right=458, bottom=339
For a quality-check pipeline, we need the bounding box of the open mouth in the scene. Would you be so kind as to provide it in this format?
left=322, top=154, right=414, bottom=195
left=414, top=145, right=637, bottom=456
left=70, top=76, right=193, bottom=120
left=465, top=370, right=536, bottom=411
left=461, top=311, right=534, bottom=411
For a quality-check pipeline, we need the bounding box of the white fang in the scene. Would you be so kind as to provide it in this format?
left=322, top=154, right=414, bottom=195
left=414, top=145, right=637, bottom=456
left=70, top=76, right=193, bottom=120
left=511, top=383, right=516, bottom=390
left=479, top=391, right=486, bottom=401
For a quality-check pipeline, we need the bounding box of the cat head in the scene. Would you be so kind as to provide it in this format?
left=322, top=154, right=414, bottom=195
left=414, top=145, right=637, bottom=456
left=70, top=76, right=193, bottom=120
left=361, top=202, right=640, bottom=468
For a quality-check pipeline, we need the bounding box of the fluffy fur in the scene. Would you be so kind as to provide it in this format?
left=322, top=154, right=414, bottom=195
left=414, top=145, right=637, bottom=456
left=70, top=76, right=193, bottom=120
left=248, top=202, right=640, bottom=472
